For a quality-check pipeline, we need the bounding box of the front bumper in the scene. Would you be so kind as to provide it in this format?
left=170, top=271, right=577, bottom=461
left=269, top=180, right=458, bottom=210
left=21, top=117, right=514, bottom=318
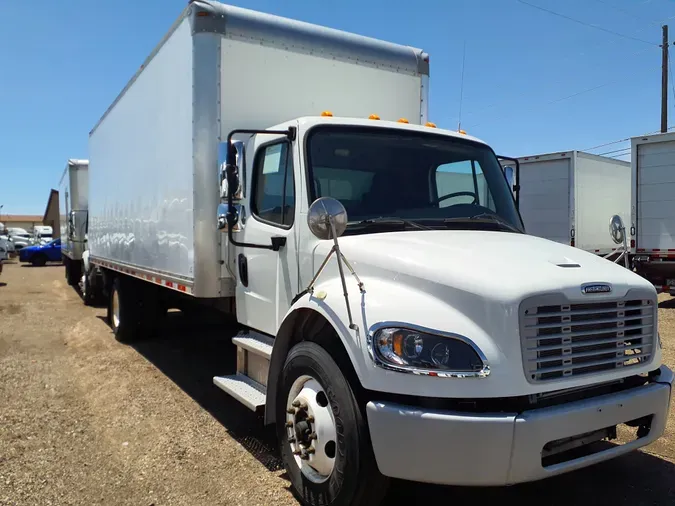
left=366, top=366, right=673, bottom=486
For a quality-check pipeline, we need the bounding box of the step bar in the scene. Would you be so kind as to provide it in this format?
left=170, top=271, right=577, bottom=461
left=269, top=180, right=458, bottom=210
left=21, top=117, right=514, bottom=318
left=213, top=330, right=273, bottom=411
left=213, top=373, right=266, bottom=411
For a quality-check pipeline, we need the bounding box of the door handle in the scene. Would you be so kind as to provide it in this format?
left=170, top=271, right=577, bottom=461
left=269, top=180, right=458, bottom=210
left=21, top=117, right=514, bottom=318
left=238, top=254, right=249, bottom=287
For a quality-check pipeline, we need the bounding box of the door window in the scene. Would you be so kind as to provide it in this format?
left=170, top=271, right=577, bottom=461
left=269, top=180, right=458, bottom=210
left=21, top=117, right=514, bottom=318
left=252, top=142, right=295, bottom=228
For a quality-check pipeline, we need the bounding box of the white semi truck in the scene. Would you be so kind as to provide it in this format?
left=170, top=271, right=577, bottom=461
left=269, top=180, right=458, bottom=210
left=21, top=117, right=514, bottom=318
left=59, top=159, right=89, bottom=287
left=86, top=2, right=673, bottom=504
left=631, top=131, right=675, bottom=293
left=502, top=151, right=631, bottom=256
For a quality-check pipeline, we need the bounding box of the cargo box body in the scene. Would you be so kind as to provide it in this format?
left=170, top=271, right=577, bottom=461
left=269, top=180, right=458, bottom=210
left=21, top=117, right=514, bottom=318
left=88, top=0, right=428, bottom=298
left=506, top=151, right=631, bottom=254
left=630, top=132, right=675, bottom=291
left=631, top=132, right=675, bottom=252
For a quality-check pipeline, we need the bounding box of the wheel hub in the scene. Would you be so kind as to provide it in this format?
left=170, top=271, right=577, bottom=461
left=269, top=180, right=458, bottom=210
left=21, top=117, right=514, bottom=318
left=286, top=376, right=337, bottom=483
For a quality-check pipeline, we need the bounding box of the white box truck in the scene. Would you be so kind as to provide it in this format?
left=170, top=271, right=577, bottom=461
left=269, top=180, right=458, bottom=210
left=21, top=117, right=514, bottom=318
left=59, top=159, right=89, bottom=287
left=86, top=2, right=672, bottom=504
left=502, top=151, right=631, bottom=255
left=631, top=131, right=675, bottom=293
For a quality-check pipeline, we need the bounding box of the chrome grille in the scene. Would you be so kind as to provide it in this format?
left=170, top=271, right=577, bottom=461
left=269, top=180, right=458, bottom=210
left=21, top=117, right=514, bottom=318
left=520, top=294, right=655, bottom=383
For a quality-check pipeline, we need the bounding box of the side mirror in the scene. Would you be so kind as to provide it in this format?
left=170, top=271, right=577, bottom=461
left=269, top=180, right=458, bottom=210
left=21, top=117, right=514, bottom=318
left=609, top=215, right=625, bottom=245
left=220, top=140, right=245, bottom=200
left=307, top=197, right=348, bottom=240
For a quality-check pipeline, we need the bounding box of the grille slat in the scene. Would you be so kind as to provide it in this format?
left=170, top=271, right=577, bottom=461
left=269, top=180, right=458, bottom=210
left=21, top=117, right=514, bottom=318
left=525, top=313, right=654, bottom=330
left=520, top=296, right=656, bottom=383
left=528, top=343, right=652, bottom=363
left=524, top=322, right=653, bottom=341
left=533, top=354, right=651, bottom=375
left=527, top=335, right=646, bottom=352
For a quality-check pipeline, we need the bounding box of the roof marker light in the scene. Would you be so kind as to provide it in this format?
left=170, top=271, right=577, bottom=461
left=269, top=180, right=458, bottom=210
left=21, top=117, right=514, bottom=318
left=397, top=118, right=409, bottom=123
left=321, top=111, right=333, bottom=117
left=369, top=114, right=380, bottom=120
left=459, top=129, right=467, bottom=135
left=425, top=122, right=437, bottom=128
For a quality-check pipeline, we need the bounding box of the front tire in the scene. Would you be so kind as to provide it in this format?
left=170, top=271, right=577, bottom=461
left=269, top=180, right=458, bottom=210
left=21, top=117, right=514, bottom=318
left=31, top=254, right=47, bottom=267
left=82, top=267, right=95, bottom=306
left=66, top=257, right=81, bottom=286
left=277, top=342, right=388, bottom=506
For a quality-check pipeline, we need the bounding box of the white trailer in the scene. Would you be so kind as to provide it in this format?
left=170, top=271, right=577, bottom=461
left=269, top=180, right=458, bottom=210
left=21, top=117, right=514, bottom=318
left=631, top=131, right=675, bottom=293
left=502, top=151, right=631, bottom=254
left=86, top=2, right=672, bottom=504
left=59, top=159, right=89, bottom=287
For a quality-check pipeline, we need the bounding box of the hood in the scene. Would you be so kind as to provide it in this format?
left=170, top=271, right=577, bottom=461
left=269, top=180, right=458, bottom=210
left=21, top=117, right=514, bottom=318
left=331, top=230, right=651, bottom=302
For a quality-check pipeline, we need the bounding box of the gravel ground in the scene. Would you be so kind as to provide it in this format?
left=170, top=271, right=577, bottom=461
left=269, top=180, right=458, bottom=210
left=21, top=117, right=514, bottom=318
left=0, top=261, right=674, bottom=505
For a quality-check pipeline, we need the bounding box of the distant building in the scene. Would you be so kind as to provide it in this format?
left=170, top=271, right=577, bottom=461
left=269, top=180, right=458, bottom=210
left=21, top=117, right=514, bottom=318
left=43, top=189, right=60, bottom=238
left=1, top=215, right=45, bottom=233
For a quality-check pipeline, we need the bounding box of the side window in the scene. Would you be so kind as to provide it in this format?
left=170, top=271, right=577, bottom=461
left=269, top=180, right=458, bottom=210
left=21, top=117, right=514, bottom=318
left=252, top=142, right=295, bottom=227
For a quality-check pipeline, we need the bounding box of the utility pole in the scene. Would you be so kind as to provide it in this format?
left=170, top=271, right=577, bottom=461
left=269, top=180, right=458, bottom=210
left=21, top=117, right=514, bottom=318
left=662, top=24, right=668, bottom=133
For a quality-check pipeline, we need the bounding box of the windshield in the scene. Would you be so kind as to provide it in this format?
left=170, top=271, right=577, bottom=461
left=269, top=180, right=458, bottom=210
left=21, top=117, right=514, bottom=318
left=306, top=126, right=523, bottom=234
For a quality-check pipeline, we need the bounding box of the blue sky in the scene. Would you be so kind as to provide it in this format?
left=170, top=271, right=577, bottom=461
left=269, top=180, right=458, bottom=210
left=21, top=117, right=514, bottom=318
left=1, top=0, right=674, bottom=215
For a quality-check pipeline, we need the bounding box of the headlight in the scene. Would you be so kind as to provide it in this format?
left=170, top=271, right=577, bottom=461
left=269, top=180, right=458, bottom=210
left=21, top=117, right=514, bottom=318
left=368, top=325, right=489, bottom=378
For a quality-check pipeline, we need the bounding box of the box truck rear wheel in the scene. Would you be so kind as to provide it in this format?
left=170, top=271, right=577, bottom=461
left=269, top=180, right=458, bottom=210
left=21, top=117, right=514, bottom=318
left=277, top=342, right=388, bottom=506
left=108, top=277, right=142, bottom=343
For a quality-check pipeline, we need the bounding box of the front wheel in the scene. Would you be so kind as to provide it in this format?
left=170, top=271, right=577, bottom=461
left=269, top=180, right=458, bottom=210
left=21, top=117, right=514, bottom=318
left=82, top=268, right=94, bottom=306
left=31, top=254, right=47, bottom=267
left=277, top=342, right=388, bottom=506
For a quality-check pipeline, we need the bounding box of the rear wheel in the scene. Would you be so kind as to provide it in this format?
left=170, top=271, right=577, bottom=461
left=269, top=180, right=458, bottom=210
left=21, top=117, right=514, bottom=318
left=31, top=254, right=47, bottom=267
left=277, top=342, right=388, bottom=506
left=107, top=275, right=164, bottom=342
left=107, top=277, right=141, bottom=342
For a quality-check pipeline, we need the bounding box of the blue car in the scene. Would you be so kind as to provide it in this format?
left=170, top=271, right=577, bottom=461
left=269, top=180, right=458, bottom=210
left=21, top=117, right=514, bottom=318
left=19, top=238, right=62, bottom=266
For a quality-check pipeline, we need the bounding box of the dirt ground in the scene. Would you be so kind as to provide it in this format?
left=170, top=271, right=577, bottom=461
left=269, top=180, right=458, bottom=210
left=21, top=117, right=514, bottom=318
left=0, top=261, right=674, bottom=506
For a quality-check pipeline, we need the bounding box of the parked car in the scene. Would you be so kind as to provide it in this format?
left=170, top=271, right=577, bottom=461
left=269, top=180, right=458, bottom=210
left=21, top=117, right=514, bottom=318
left=0, top=242, right=6, bottom=275
left=19, top=238, right=62, bottom=266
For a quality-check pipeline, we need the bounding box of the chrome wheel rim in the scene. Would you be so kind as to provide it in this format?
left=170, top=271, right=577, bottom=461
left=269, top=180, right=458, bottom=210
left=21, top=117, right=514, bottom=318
left=285, top=375, right=337, bottom=483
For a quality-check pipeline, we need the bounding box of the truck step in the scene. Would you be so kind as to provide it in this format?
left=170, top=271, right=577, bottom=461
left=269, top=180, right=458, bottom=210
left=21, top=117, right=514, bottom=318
left=213, top=373, right=266, bottom=411
left=232, top=331, right=274, bottom=360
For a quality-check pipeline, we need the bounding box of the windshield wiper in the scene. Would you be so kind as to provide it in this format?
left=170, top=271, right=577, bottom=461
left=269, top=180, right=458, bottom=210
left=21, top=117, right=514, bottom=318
left=442, top=213, right=522, bottom=233
left=350, top=217, right=431, bottom=230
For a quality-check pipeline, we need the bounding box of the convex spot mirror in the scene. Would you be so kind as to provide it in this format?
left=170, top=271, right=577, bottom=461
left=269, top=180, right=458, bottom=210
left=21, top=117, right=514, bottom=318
left=609, top=214, right=625, bottom=245
left=307, top=197, right=348, bottom=240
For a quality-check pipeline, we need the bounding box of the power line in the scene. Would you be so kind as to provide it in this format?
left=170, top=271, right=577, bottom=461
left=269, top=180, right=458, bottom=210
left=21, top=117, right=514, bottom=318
left=465, top=68, right=658, bottom=129
left=462, top=44, right=654, bottom=121
left=516, top=0, right=660, bottom=46
left=583, top=126, right=675, bottom=151
left=598, top=146, right=631, bottom=156
left=591, top=0, right=663, bottom=27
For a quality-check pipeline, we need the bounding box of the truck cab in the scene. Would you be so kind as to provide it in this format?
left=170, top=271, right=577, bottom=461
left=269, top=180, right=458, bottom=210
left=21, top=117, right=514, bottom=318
left=217, top=114, right=673, bottom=500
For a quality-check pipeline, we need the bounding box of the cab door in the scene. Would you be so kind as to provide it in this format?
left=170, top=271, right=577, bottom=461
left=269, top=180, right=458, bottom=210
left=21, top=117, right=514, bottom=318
left=234, top=134, right=299, bottom=336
